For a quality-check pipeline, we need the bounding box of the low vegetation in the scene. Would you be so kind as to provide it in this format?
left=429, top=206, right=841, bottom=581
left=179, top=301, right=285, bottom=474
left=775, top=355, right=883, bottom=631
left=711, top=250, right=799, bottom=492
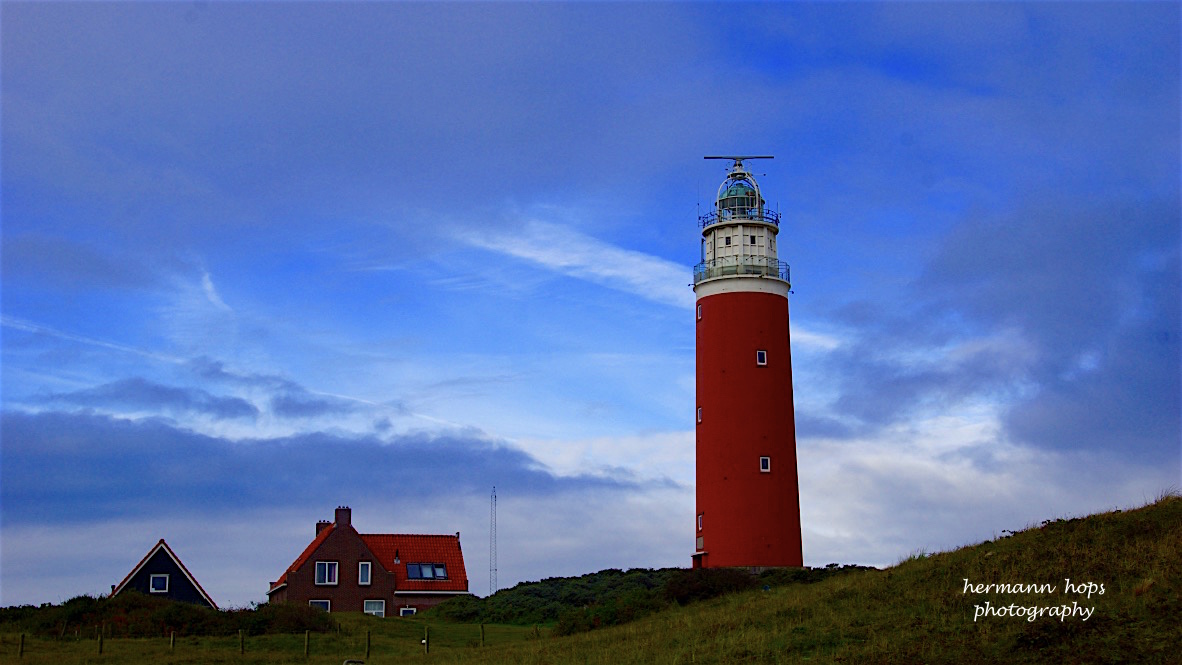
left=0, top=592, right=333, bottom=639
left=3, top=492, right=1178, bottom=663
left=425, top=562, right=872, bottom=635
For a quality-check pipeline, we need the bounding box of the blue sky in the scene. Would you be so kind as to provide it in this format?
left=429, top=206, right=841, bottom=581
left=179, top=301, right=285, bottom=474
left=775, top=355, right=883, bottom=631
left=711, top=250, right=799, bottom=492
left=2, top=2, right=1178, bottom=608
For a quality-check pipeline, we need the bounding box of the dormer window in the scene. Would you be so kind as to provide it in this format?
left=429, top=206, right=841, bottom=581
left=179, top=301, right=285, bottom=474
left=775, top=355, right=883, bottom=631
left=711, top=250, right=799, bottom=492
left=406, top=563, right=448, bottom=580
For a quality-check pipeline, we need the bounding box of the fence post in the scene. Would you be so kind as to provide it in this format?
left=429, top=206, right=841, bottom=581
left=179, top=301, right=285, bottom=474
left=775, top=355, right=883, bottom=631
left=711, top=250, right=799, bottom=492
left=423, top=625, right=429, bottom=654
left=481, top=622, right=485, bottom=647
left=18, top=633, right=24, bottom=658
left=365, top=630, right=371, bottom=659
left=304, top=630, right=310, bottom=657
left=98, top=631, right=103, bottom=655
left=170, top=631, right=175, bottom=651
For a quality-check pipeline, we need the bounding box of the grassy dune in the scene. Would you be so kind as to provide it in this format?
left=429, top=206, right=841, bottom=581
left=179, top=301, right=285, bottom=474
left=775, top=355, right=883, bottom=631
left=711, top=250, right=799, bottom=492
left=4, top=494, right=1179, bottom=664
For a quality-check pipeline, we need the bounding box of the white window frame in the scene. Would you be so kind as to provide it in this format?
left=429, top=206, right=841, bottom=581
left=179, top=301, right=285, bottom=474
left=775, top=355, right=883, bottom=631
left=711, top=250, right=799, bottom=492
left=149, top=574, right=169, bottom=593
left=696, top=407, right=702, bottom=423
left=756, top=350, right=768, bottom=366
left=309, top=599, right=331, bottom=612
left=358, top=561, right=372, bottom=586
left=760, top=456, right=771, bottom=473
left=363, top=600, right=386, bottom=617
left=399, top=607, right=417, bottom=616
left=696, top=303, right=702, bottom=320
left=697, top=513, right=703, bottom=531
left=315, top=561, right=338, bottom=586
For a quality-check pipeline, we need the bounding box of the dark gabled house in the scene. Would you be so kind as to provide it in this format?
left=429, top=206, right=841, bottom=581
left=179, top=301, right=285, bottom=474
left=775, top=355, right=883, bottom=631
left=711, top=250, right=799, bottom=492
left=267, top=506, right=468, bottom=616
left=111, top=539, right=218, bottom=609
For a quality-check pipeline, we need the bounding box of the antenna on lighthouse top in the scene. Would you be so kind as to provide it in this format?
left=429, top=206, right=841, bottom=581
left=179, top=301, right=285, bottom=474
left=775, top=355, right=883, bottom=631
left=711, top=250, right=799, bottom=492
left=705, top=155, right=773, bottom=173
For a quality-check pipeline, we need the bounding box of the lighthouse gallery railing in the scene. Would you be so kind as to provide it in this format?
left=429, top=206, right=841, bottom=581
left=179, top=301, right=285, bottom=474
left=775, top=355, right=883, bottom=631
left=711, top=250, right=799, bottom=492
left=698, top=207, right=781, bottom=229
left=694, top=256, right=790, bottom=284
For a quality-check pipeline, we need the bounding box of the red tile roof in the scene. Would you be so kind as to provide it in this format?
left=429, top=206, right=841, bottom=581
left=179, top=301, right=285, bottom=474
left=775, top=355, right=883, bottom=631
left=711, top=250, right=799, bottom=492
left=269, top=524, right=335, bottom=593
left=269, top=524, right=468, bottom=594
left=361, top=534, right=468, bottom=593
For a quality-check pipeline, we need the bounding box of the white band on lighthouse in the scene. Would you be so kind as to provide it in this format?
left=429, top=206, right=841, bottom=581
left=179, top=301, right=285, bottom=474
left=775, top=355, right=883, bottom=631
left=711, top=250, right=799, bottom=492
left=693, top=275, right=789, bottom=299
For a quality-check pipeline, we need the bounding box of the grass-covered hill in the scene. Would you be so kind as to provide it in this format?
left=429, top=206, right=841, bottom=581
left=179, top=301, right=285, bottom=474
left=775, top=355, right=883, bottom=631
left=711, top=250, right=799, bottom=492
left=423, top=492, right=1181, bottom=664
left=2, top=493, right=1178, bottom=663
left=426, top=563, right=874, bottom=634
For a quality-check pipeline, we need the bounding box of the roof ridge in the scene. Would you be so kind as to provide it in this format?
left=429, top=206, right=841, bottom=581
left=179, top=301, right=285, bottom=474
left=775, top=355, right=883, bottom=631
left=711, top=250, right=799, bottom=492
left=112, top=539, right=218, bottom=609
left=360, top=532, right=458, bottom=537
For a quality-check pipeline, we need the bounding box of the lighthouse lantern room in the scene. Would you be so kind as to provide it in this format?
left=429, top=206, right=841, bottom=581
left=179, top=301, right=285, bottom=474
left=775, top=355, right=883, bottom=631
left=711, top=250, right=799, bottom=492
left=693, top=156, right=803, bottom=570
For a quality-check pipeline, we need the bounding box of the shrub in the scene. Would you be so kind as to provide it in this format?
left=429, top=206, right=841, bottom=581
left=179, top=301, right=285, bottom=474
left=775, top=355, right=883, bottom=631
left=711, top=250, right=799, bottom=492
left=663, top=568, right=758, bottom=605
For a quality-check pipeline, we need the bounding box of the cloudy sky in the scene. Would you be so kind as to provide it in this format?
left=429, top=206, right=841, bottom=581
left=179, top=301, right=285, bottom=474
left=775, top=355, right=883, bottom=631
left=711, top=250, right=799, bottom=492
left=2, top=2, right=1178, bottom=609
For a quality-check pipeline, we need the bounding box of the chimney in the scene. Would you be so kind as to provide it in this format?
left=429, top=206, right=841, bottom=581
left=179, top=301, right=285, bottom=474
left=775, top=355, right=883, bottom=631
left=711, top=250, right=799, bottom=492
left=316, top=520, right=331, bottom=535
left=335, top=506, right=352, bottom=527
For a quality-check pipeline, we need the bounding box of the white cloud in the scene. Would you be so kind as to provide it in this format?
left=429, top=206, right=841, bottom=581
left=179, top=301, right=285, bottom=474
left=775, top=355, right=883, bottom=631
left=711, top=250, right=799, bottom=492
left=514, top=430, right=694, bottom=485
left=463, top=219, right=694, bottom=309
left=0, top=315, right=186, bottom=365
left=790, top=323, right=843, bottom=351
left=201, top=270, right=232, bottom=312
left=797, top=404, right=1177, bottom=568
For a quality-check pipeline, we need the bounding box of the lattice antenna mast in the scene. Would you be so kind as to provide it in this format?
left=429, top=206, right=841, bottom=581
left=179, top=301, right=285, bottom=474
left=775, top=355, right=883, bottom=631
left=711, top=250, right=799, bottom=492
left=489, top=486, right=498, bottom=596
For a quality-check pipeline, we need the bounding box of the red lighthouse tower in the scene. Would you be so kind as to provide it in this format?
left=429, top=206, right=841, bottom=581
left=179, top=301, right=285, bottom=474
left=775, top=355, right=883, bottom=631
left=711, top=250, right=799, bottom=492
left=692, top=156, right=802, bottom=570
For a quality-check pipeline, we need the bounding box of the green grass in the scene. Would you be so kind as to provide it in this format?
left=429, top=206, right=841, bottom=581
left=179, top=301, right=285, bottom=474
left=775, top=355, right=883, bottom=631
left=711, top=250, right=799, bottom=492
left=5, top=493, right=1179, bottom=663
left=1, top=614, right=543, bottom=664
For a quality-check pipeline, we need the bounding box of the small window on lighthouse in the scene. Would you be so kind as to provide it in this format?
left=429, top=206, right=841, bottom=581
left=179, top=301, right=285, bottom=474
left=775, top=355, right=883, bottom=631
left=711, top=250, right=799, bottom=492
left=696, top=303, right=702, bottom=320
left=724, top=236, right=731, bottom=246
left=696, top=407, right=702, bottom=423
left=756, top=350, right=768, bottom=366
left=750, top=235, right=756, bottom=245
left=697, top=513, right=703, bottom=531
left=760, top=457, right=771, bottom=473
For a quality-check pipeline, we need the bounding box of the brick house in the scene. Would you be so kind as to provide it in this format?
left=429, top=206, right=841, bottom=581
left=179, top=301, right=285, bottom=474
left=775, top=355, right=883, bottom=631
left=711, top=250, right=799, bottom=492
left=112, top=539, right=218, bottom=609
left=267, top=507, right=468, bottom=616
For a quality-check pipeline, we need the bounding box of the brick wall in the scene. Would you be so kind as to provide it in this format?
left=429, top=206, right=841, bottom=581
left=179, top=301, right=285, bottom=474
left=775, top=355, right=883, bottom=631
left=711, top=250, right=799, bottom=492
left=284, top=526, right=397, bottom=613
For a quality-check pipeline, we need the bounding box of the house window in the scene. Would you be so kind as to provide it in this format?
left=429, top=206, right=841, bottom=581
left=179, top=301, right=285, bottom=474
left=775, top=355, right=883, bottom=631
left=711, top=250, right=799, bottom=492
left=696, top=407, right=702, bottom=423
left=149, top=574, right=169, bottom=593
left=407, top=563, right=448, bottom=580
left=697, top=513, right=703, bottom=531
left=363, top=600, right=386, bottom=617
left=756, top=350, right=768, bottom=366
left=400, top=607, right=417, bottom=617
left=315, top=561, right=338, bottom=585
left=760, top=456, right=771, bottom=473
left=309, top=600, right=331, bottom=612
left=696, top=303, right=702, bottom=320
left=358, top=561, right=372, bottom=586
